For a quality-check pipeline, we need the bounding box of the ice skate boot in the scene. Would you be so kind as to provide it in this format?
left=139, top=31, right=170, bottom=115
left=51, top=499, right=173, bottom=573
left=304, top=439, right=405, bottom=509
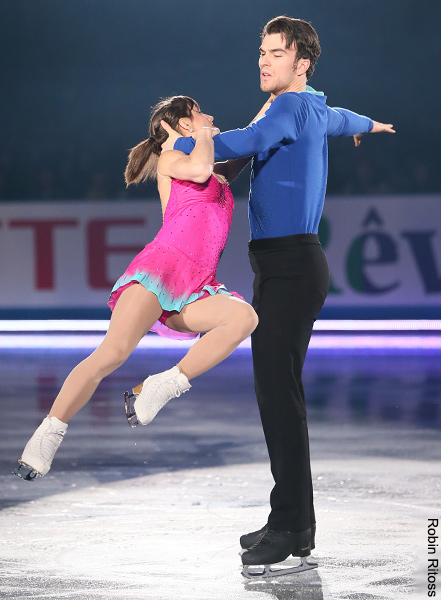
left=241, top=527, right=318, bottom=579
left=240, top=524, right=268, bottom=549
left=13, top=416, right=68, bottom=481
left=241, top=522, right=315, bottom=550
left=124, top=366, right=191, bottom=427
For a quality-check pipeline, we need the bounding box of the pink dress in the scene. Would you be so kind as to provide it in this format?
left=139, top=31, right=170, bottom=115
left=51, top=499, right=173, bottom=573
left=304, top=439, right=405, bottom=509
left=108, top=175, right=242, bottom=340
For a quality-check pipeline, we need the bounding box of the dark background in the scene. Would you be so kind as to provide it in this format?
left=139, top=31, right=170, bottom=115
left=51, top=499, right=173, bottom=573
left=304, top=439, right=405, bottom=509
left=1, top=0, right=439, bottom=201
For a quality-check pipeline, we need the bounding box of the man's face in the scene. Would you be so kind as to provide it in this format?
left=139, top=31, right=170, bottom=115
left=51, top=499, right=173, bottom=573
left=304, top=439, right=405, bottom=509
left=259, top=33, right=299, bottom=95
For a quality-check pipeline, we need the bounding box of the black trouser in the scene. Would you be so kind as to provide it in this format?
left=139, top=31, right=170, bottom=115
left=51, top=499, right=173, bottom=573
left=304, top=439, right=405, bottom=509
left=248, top=233, right=330, bottom=533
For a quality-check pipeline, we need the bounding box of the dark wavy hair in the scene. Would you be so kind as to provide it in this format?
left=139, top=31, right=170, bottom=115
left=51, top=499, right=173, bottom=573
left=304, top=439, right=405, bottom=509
left=125, top=95, right=197, bottom=185
left=262, top=16, right=321, bottom=79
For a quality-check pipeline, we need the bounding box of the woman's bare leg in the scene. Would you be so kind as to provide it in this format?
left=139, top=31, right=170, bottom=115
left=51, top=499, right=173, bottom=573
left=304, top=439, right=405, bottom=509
left=48, top=285, right=162, bottom=422
left=165, top=295, right=258, bottom=379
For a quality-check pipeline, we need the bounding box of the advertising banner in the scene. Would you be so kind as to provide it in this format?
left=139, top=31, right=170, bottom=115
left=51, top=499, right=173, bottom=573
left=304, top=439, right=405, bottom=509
left=0, top=196, right=440, bottom=318
left=320, top=196, right=441, bottom=316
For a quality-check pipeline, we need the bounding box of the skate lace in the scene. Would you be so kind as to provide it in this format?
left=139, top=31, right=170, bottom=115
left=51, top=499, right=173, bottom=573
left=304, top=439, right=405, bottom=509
left=156, top=378, right=185, bottom=406
left=37, top=428, right=66, bottom=461
left=248, top=528, right=275, bottom=550
left=151, top=377, right=188, bottom=413
left=244, top=525, right=268, bottom=550
left=249, top=537, right=263, bottom=550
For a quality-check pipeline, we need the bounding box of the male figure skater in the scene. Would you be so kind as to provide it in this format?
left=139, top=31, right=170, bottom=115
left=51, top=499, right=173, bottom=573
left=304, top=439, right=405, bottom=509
left=162, top=16, right=394, bottom=573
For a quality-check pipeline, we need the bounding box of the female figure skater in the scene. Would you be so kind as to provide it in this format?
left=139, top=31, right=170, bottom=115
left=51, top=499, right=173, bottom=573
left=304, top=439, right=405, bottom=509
left=14, top=95, right=258, bottom=481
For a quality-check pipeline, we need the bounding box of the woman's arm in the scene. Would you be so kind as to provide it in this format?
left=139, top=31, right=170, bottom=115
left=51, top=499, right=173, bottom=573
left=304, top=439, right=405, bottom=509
left=160, top=120, right=248, bottom=184
left=158, top=126, right=219, bottom=183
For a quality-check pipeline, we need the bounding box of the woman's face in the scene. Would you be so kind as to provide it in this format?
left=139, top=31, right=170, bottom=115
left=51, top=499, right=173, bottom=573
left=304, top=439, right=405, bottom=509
left=190, top=105, right=214, bottom=131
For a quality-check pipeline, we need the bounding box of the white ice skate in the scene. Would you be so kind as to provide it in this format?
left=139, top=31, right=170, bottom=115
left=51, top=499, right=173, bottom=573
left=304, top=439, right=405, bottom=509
left=242, top=555, right=318, bottom=579
left=13, top=416, right=68, bottom=481
left=124, top=366, right=191, bottom=427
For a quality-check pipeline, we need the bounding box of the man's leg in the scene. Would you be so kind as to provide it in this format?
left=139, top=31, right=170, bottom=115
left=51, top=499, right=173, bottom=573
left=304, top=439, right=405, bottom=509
left=249, top=240, right=329, bottom=536
left=251, top=275, right=317, bottom=532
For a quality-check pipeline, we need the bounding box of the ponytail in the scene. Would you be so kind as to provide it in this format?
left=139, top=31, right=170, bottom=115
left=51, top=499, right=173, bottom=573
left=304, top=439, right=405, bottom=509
left=124, top=95, right=196, bottom=187
left=124, top=136, right=162, bottom=186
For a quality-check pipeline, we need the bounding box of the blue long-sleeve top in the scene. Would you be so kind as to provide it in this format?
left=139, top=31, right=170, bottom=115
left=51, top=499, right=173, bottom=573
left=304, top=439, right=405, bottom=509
left=174, top=88, right=373, bottom=239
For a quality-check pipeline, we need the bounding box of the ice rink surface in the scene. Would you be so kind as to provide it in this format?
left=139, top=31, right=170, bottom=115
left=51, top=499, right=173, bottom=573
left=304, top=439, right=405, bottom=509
left=1, top=343, right=440, bottom=599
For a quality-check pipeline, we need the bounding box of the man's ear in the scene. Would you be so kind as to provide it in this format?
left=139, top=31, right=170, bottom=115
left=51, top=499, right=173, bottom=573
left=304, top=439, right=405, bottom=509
left=296, top=58, right=310, bottom=76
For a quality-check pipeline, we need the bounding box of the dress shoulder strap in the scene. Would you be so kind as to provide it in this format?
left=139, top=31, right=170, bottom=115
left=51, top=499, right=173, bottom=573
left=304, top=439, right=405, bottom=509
left=157, top=170, right=171, bottom=181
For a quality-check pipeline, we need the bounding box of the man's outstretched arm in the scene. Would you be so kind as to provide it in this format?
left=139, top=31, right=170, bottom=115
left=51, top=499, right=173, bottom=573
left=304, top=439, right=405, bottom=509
left=353, top=120, right=396, bottom=146
left=326, top=106, right=395, bottom=145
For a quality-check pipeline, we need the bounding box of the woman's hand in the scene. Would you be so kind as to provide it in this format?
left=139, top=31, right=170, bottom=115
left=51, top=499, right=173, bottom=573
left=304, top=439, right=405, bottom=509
left=160, top=120, right=181, bottom=152
left=158, top=120, right=216, bottom=184
left=193, top=126, right=220, bottom=139
left=353, top=121, right=395, bottom=147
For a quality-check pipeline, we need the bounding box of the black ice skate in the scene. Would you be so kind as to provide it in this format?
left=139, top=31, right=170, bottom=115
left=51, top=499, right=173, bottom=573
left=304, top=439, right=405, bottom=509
left=241, top=527, right=318, bottom=579
left=240, top=524, right=268, bottom=549
left=241, top=522, right=316, bottom=550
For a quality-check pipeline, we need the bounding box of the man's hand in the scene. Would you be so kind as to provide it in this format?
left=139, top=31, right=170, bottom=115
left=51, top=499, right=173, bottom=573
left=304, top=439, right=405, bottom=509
left=353, top=121, right=395, bottom=147
left=160, top=120, right=182, bottom=152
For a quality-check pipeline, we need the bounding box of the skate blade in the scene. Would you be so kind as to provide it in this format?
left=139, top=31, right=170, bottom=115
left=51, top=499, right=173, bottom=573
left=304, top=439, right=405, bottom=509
left=13, top=461, right=41, bottom=481
left=124, top=391, right=139, bottom=428
left=242, top=555, right=318, bottom=579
